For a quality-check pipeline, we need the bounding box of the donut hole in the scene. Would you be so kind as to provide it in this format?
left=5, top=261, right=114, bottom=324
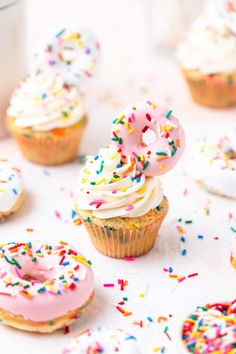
left=22, top=272, right=48, bottom=283
left=141, top=128, right=157, bottom=146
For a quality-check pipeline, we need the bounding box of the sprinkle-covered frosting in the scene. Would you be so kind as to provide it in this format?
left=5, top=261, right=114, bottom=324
left=61, top=327, right=141, bottom=353
left=110, top=101, right=185, bottom=177
left=0, top=241, right=94, bottom=322
left=177, top=0, right=236, bottom=74
left=188, top=130, right=236, bottom=199
left=0, top=160, right=23, bottom=214
left=7, top=71, right=85, bottom=131
left=76, top=145, right=163, bottom=219
left=35, top=25, right=100, bottom=85
left=182, top=302, right=236, bottom=353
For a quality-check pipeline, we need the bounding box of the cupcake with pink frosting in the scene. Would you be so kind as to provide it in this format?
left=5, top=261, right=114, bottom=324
left=76, top=101, right=185, bottom=258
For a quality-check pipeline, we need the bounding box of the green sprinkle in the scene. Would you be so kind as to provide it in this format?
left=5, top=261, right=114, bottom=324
left=100, top=160, right=104, bottom=173
left=111, top=137, right=119, bottom=141
left=164, top=326, right=169, bottom=333
left=11, top=282, right=19, bottom=287
left=168, top=141, right=174, bottom=145
left=48, top=245, right=52, bottom=250
left=87, top=260, right=92, bottom=265
left=231, top=227, right=236, bottom=233
left=156, top=152, right=167, bottom=156
left=171, top=146, right=177, bottom=156
left=90, top=182, right=96, bottom=185
left=61, top=111, right=68, bottom=117
left=123, top=297, right=128, bottom=301
left=185, top=220, right=193, bottom=224
left=142, top=161, right=149, bottom=171
left=21, top=251, right=26, bottom=255
left=118, top=137, right=122, bottom=144
left=86, top=217, right=92, bottom=223
left=32, top=257, right=37, bottom=263
left=165, top=110, right=172, bottom=118
left=23, top=284, right=30, bottom=289
left=4, top=255, right=22, bottom=270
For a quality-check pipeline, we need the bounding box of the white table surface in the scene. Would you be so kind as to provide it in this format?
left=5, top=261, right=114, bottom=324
left=1, top=41, right=236, bottom=354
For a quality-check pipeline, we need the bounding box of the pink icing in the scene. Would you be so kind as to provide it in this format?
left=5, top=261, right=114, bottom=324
left=111, top=101, right=185, bottom=176
left=0, top=241, right=94, bottom=322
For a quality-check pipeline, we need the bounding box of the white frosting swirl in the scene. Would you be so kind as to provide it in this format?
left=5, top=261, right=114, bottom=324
left=177, top=1, right=236, bottom=74
left=76, top=146, right=163, bottom=219
left=188, top=132, right=236, bottom=199
left=0, top=160, right=23, bottom=214
left=7, top=70, right=85, bottom=132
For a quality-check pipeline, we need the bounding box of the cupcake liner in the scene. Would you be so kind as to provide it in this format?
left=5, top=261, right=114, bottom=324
left=6, top=116, right=87, bottom=166
left=81, top=198, right=168, bottom=259
left=182, top=68, right=236, bottom=108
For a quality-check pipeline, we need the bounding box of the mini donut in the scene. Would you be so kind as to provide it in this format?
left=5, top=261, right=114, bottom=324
left=0, top=241, right=94, bottom=333
left=111, top=101, right=185, bottom=176
left=182, top=303, right=236, bottom=353
left=61, top=327, right=141, bottom=353
left=35, top=25, right=100, bottom=85
left=0, top=160, right=24, bottom=221
left=188, top=130, right=236, bottom=199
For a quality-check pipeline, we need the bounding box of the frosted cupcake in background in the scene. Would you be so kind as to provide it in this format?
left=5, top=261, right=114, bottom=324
left=76, top=101, right=185, bottom=258
left=7, top=26, right=100, bottom=165
left=188, top=129, right=236, bottom=199
left=177, top=0, right=236, bottom=108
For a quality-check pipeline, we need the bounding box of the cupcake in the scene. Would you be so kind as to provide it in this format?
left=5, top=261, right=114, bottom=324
left=7, top=71, right=87, bottom=166
left=182, top=302, right=236, bottom=353
left=177, top=0, right=236, bottom=108
left=61, top=327, right=141, bottom=353
left=0, top=160, right=24, bottom=221
left=7, top=26, right=100, bottom=165
left=188, top=129, right=236, bottom=199
left=76, top=101, right=185, bottom=258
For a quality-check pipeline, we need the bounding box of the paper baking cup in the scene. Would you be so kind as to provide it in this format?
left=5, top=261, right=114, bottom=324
left=182, top=69, right=236, bottom=108
left=7, top=116, right=87, bottom=166
left=82, top=199, right=168, bottom=259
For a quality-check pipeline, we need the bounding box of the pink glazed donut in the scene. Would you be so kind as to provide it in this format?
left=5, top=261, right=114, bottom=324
left=111, top=101, right=185, bottom=176
left=0, top=241, right=94, bottom=333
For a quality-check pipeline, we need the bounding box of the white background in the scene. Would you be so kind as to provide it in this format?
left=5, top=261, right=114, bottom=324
left=0, top=0, right=236, bottom=353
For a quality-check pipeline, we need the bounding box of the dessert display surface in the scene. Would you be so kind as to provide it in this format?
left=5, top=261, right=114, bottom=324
left=0, top=63, right=235, bottom=352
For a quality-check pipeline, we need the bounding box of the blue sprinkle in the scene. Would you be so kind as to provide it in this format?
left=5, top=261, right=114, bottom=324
left=198, top=235, right=204, bottom=239
left=169, top=267, right=173, bottom=273
left=125, top=335, right=137, bottom=341
left=57, top=290, right=61, bottom=295
left=28, top=242, right=32, bottom=248
left=147, top=316, right=153, bottom=322
left=73, top=277, right=79, bottom=281
left=71, top=210, right=76, bottom=219
left=113, top=119, right=117, bottom=124
left=96, top=170, right=100, bottom=174
left=43, top=169, right=50, bottom=176
left=36, top=250, right=41, bottom=254
left=41, top=93, right=47, bottom=99
left=180, top=236, right=186, bottom=243
left=94, top=155, right=99, bottom=160
left=181, top=249, right=187, bottom=256
left=116, top=164, right=123, bottom=168
left=136, top=177, right=141, bottom=183
left=12, top=188, right=17, bottom=195
left=62, top=261, right=70, bottom=266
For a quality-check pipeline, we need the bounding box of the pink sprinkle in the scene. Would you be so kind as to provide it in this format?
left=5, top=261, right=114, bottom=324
left=14, top=266, right=23, bottom=279
left=125, top=205, right=134, bottom=211
left=178, top=276, right=186, bottom=283
left=130, top=113, right=135, bottom=121
left=103, top=283, right=115, bottom=288
left=124, top=256, right=135, bottom=261
left=0, top=271, right=6, bottom=279
left=132, top=152, right=138, bottom=158
left=55, top=210, right=62, bottom=220
left=48, top=291, right=57, bottom=296
left=183, top=188, right=188, bottom=196
left=146, top=113, right=151, bottom=121
left=112, top=189, right=117, bottom=194
left=229, top=212, right=233, bottom=220
left=89, top=200, right=105, bottom=206
left=0, top=292, right=12, bottom=297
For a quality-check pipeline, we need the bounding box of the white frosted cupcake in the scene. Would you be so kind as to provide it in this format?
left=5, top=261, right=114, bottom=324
left=7, top=70, right=87, bottom=166
left=76, top=145, right=168, bottom=258
left=188, top=129, right=236, bottom=199
left=177, top=0, right=236, bottom=108
left=0, top=160, right=24, bottom=221
left=61, top=327, right=141, bottom=353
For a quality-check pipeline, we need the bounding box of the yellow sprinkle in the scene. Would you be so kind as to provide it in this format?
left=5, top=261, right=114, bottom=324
left=111, top=153, right=119, bottom=160
left=166, top=125, right=172, bottom=132
left=64, top=33, right=78, bottom=40
left=72, top=255, right=90, bottom=267
left=83, top=169, right=91, bottom=175
left=67, top=270, right=73, bottom=273
left=159, top=165, right=166, bottom=171
left=53, top=87, right=63, bottom=96
left=125, top=122, right=129, bottom=128
left=0, top=189, right=5, bottom=193
left=114, top=129, right=120, bottom=133
left=140, top=155, right=144, bottom=161
left=139, top=293, right=145, bottom=298
left=137, top=186, right=146, bottom=194
left=37, top=253, right=44, bottom=257
left=161, top=125, right=166, bottom=132
left=153, top=348, right=162, bottom=352
left=128, top=128, right=135, bottom=134
left=116, top=113, right=125, bottom=124
left=81, top=178, right=87, bottom=183
left=151, top=101, right=155, bottom=109
left=121, top=188, right=127, bottom=192
left=76, top=39, right=84, bottom=46
left=111, top=177, right=121, bottom=182
left=96, top=178, right=106, bottom=186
